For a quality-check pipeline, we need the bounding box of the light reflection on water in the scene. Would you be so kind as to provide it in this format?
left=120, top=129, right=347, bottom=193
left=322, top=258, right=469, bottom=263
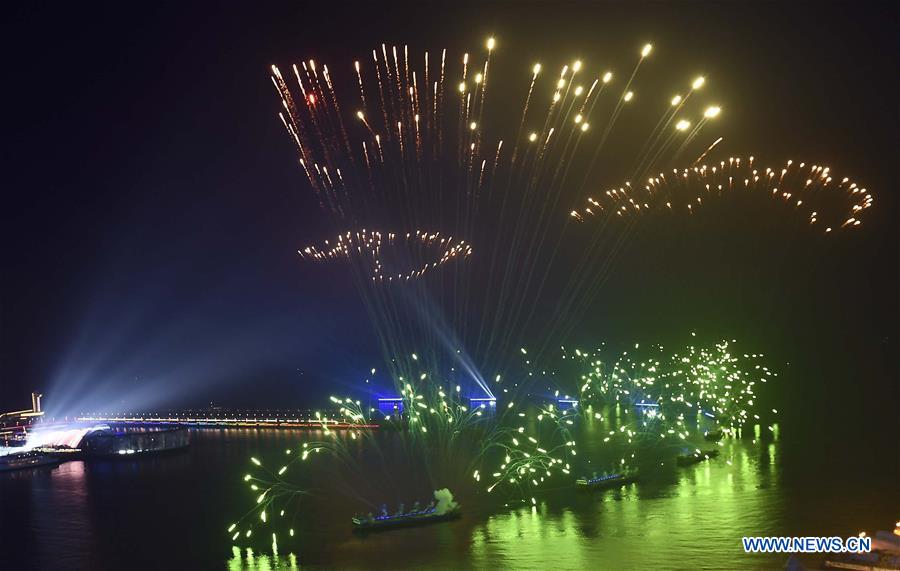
left=227, top=546, right=299, bottom=570
left=27, top=461, right=101, bottom=570
left=469, top=438, right=783, bottom=570
left=0, top=426, right=894, bottom=570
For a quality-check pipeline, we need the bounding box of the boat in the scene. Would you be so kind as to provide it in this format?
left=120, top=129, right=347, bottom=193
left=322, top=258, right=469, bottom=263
left=703, top=429, right=724, bottom=442
left=0, top=451, right=61, bottom=472
left=676, top=449, right=720, bottom=466
left=576, top=470, right=639, bottom=490
left=352, top=505, right=462, bottom=532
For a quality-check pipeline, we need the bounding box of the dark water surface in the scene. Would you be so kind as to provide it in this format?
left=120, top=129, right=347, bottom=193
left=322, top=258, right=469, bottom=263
left=1, top=420, right=896, bottom=571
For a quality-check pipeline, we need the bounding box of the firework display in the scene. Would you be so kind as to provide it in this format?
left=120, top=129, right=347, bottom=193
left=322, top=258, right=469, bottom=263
left=574, top=157, right=873, bottom=233
left=561, top=338, right=776, bottom=442
left=228, top=337, right=778, bottom=546
left=229, top=34, right=867, bottom=550
left=299, top=229, right=472, bottom=281
left=273, top=36, right=734, bottom=386
left=6, top=5, right=892, bottom=570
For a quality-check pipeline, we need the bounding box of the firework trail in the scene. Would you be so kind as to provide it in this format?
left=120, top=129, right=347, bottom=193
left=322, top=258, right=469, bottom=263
left=557, top=338, right=776, bottom=435
left=692, top=136, right=723, bottom=165
left=574, top=157, right=873, bottom=233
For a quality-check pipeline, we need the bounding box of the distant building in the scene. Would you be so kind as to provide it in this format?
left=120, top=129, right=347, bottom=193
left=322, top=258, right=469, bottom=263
left=0, top=392, right=45, bottom=444
left=0, top=391, right=44, bottom=423
left=377, top=397, right=404, bottom=417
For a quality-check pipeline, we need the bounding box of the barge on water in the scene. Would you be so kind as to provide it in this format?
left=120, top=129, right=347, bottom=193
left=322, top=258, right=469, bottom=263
left=576, top=470, right=639, bottom=490
left=0, top=451, right=61, bottom=473
left=81, top=426, right=190, bottom=457
left=352, top=506, right=462, bottom=533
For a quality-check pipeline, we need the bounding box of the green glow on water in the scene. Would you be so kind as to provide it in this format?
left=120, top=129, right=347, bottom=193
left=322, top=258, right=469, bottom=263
left=228, top=546, right=298, bottom=570
left=470, top=439, right=782, bottom=570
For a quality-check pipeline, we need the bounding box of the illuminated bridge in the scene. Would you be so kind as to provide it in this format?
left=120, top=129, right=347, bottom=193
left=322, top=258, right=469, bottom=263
left=74, top=410, right=379, bottom=430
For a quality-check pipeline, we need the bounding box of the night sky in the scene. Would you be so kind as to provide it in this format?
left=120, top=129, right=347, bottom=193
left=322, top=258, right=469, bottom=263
left=2, top=2, right=896, bottom=419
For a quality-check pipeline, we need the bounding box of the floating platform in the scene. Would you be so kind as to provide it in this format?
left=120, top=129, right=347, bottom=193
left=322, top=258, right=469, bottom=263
left=352, top=506, right=461, bottom=532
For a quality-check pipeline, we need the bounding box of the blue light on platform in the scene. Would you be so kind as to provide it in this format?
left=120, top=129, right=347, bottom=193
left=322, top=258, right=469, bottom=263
left=376, top=397, right=404, bottom=415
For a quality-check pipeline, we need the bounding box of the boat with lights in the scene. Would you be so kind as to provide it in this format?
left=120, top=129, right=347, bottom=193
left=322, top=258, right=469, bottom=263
left=576, top=469, right=639, bottom=490
left=0, top=450, right=61, bottom=472
left=676, top=448, right=720, bottom=466
left=352, top=505, right=462, bottom=532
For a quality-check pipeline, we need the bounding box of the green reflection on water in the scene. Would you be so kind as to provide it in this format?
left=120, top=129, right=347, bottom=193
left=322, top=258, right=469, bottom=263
left=469, top=438, right=783, bottom=570
left=227, top=546, right=298, bottom=570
